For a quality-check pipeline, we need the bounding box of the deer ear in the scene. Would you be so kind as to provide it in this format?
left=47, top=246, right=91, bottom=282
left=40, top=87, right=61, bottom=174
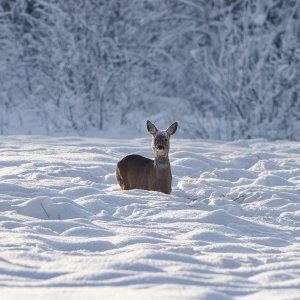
left=166, top=122, right=178, bottom=136
left=147, top=120, right=158, bottom=135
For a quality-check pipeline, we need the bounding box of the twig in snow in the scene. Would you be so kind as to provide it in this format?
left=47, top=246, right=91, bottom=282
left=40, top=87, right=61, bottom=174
left=41, top=202, right=50, bottom=219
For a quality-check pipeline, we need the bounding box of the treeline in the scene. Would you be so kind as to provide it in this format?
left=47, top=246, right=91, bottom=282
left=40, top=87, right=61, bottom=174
left=0, top=0, right=299, bottom=139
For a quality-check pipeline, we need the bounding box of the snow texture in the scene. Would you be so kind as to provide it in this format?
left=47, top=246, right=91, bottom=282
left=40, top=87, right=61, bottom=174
left=1, top=135, right=300, bottom=299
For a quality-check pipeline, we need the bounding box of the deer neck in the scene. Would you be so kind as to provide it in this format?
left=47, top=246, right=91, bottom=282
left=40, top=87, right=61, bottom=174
left=154, top=155, right=171, bottom=178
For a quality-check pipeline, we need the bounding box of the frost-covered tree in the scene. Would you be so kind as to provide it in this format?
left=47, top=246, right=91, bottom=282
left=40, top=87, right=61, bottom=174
left=189, top=0, right=300, bottom=139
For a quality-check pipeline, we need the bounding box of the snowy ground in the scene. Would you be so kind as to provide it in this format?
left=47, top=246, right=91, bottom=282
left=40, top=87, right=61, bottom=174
left=1, top=136, right=300, bottom=299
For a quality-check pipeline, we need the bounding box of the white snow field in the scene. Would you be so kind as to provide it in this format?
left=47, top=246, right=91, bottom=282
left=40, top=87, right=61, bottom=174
left=1, top=135, right=300, bottom=299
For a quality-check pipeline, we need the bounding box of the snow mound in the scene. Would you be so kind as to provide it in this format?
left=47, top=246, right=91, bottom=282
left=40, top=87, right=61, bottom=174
left=0, top=136, right=300, bottom=299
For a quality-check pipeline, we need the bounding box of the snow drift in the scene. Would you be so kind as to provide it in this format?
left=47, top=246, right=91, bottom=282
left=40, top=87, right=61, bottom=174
left=1, top=136, right=300, bottom=299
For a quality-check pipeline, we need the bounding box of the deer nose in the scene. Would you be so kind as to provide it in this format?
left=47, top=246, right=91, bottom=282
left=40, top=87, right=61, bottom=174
left=157, top=145, right=165, bottom=150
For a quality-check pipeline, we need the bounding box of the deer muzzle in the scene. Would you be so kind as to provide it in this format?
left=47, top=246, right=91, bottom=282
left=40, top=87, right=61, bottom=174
left=157, top=145, right=165, bottom=150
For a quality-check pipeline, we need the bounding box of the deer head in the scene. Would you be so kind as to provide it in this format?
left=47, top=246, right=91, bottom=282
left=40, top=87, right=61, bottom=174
left=147, top=120, right=178, bottom=158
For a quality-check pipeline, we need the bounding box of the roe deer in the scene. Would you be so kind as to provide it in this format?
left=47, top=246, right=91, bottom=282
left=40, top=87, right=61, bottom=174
left=116, top=120, right=178, bottom=194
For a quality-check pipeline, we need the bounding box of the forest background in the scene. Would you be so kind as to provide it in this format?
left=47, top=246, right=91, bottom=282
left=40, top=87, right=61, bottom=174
left=0, top=0, right=299, bottom=139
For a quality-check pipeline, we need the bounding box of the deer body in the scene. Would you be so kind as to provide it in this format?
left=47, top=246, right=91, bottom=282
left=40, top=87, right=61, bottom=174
left=116, top=121, right=178, bottom=194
